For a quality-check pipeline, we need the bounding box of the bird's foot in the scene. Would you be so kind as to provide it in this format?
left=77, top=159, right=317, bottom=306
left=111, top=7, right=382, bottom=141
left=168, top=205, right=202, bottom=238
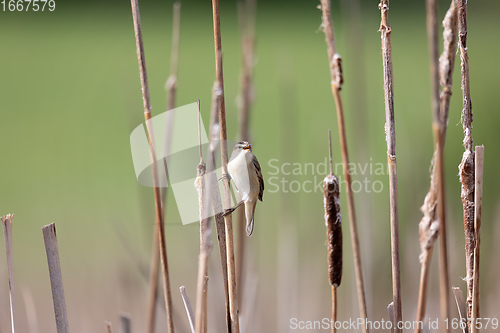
left=222, top=207, right=236, bottom=217
left=221, top=200, right=244, bottom=217
left=218, top=173, right=231, bottom=182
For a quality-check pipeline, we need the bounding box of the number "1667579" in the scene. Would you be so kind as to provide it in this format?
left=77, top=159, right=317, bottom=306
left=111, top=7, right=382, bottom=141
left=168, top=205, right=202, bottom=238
left=1, top=0, right=55, bottom=11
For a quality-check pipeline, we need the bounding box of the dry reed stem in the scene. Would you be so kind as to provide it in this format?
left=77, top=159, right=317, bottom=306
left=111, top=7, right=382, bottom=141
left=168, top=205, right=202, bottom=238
left=436, top=128, right=450, bottom=333
left=194, top=258, right=210, bottom=333
left=434, top=23, right=459, bottom=315
left=1, top=214, right=16, bottom=333
left=416, top=2, right=457, bottom=330
left=148, top=6, right=181, bottom=331
left=452, top=287, right=469, bottom=333
left=438, top=0, right=458, bottom=129
left=180, top=286, right=196, bottom=333
left=234, top=119, right=246, bottom=310
left=458, top=0, right=475, bottom=323
left=129, top=1, right=175, bottom=332
left=211, top=0, right=240, bottom=331
left=331, top=286, right=337, bottom=333
left=459, top=150, right=474, bottom=320
left=42, top=223, right=69, bottom=333
left=194, top=101, right=212, bottom=333
left=419, top=0, right=458, bottom=257
left=320, top=0, right=343, bottom=88
left=207, top=79, right=232, bottom=332
left=427, top=0, right=440, bottom=121
left=235, top=0, right=256, bottom=309
left=148, top=5, right=182, bottom=329
left=165, top=2, right=181, bottom=113
left=339, top=0, right=367, bottom=147
left=145, top=240, right=159, bottom=333
left=119, top=313, right=131, bottom=333
left=378, top=2, right=402, bottom=331
left=319, top=1, right=368, bottom=330
left=415, top=247, right=433, bottom=333
left=471, top=146, right=484, bottom=333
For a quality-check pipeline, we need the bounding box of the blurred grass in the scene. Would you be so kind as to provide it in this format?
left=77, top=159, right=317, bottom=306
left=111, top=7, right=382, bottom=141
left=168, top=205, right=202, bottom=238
left=1, top=1, right=500, bottom=332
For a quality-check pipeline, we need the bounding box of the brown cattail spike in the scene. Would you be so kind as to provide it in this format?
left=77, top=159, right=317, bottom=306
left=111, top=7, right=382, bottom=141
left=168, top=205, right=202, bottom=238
left=323, top=174, right=342, bottom=287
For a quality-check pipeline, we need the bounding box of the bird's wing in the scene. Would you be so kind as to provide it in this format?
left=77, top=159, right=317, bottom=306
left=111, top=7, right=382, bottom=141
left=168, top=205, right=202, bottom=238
left=253, top=155, right=264, bottom=201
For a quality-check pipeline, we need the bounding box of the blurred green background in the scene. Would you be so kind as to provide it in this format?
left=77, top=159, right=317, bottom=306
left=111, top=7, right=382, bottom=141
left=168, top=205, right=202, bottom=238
left=1, top=0, right=500, bottom=332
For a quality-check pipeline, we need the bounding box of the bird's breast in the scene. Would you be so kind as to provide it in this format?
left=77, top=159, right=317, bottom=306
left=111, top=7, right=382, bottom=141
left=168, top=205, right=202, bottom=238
left=227, top=152, right=258, bottom=202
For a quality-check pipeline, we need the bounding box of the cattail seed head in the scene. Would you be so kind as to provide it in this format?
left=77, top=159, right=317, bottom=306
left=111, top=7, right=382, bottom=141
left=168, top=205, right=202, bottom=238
left=323, top=174, right=342, bottom=287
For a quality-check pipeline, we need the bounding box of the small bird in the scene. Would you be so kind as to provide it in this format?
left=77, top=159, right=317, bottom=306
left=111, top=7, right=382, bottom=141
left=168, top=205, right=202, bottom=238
left=226, top=141, right=264, bottom=236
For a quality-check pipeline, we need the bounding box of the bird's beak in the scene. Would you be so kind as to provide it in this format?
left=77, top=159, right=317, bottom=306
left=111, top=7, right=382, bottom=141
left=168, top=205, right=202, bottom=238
left=243, top=144, right=251, bottom=150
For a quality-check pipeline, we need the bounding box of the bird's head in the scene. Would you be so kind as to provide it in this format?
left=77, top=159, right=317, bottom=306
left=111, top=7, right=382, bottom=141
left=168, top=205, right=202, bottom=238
left=234, top=141, right=252, bottom=153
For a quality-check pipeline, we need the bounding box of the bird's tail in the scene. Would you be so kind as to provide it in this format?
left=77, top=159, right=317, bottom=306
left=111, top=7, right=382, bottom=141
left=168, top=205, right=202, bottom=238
left=245, top=201, right=257, bottom=236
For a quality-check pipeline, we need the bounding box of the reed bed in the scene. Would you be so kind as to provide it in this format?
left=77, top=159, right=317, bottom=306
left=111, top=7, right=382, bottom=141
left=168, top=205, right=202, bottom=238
left=1, top=1, right=495, bottom=333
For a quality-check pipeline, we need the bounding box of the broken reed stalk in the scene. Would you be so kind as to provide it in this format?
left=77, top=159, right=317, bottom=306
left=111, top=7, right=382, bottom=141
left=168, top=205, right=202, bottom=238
left=387, top=302, right=395, bottom=333
left=458, top=0, right=475, bottom=324
left=42, top=223, right=69, bottom=333
left=146, top=4, right=181, bottom=333
left=471, top=146, right=484, bottom=333
left=211, top=0, right=240, bottom=332
left=194, top=101, right=213, bottom=333
left=416, top=1, right=458, bottom=331
left=1, top=214, right=16, bottom=333
left=378, top=2, right=402, bottom=331
left=129, top=1, right=175, bottom=332
left=235, top=0, right=256, bottom=309
left=319, top=1, right=369, bottom=331
left=323, top=130, right=342, bottom=333
left=180, top=286, right=196, bottom=333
